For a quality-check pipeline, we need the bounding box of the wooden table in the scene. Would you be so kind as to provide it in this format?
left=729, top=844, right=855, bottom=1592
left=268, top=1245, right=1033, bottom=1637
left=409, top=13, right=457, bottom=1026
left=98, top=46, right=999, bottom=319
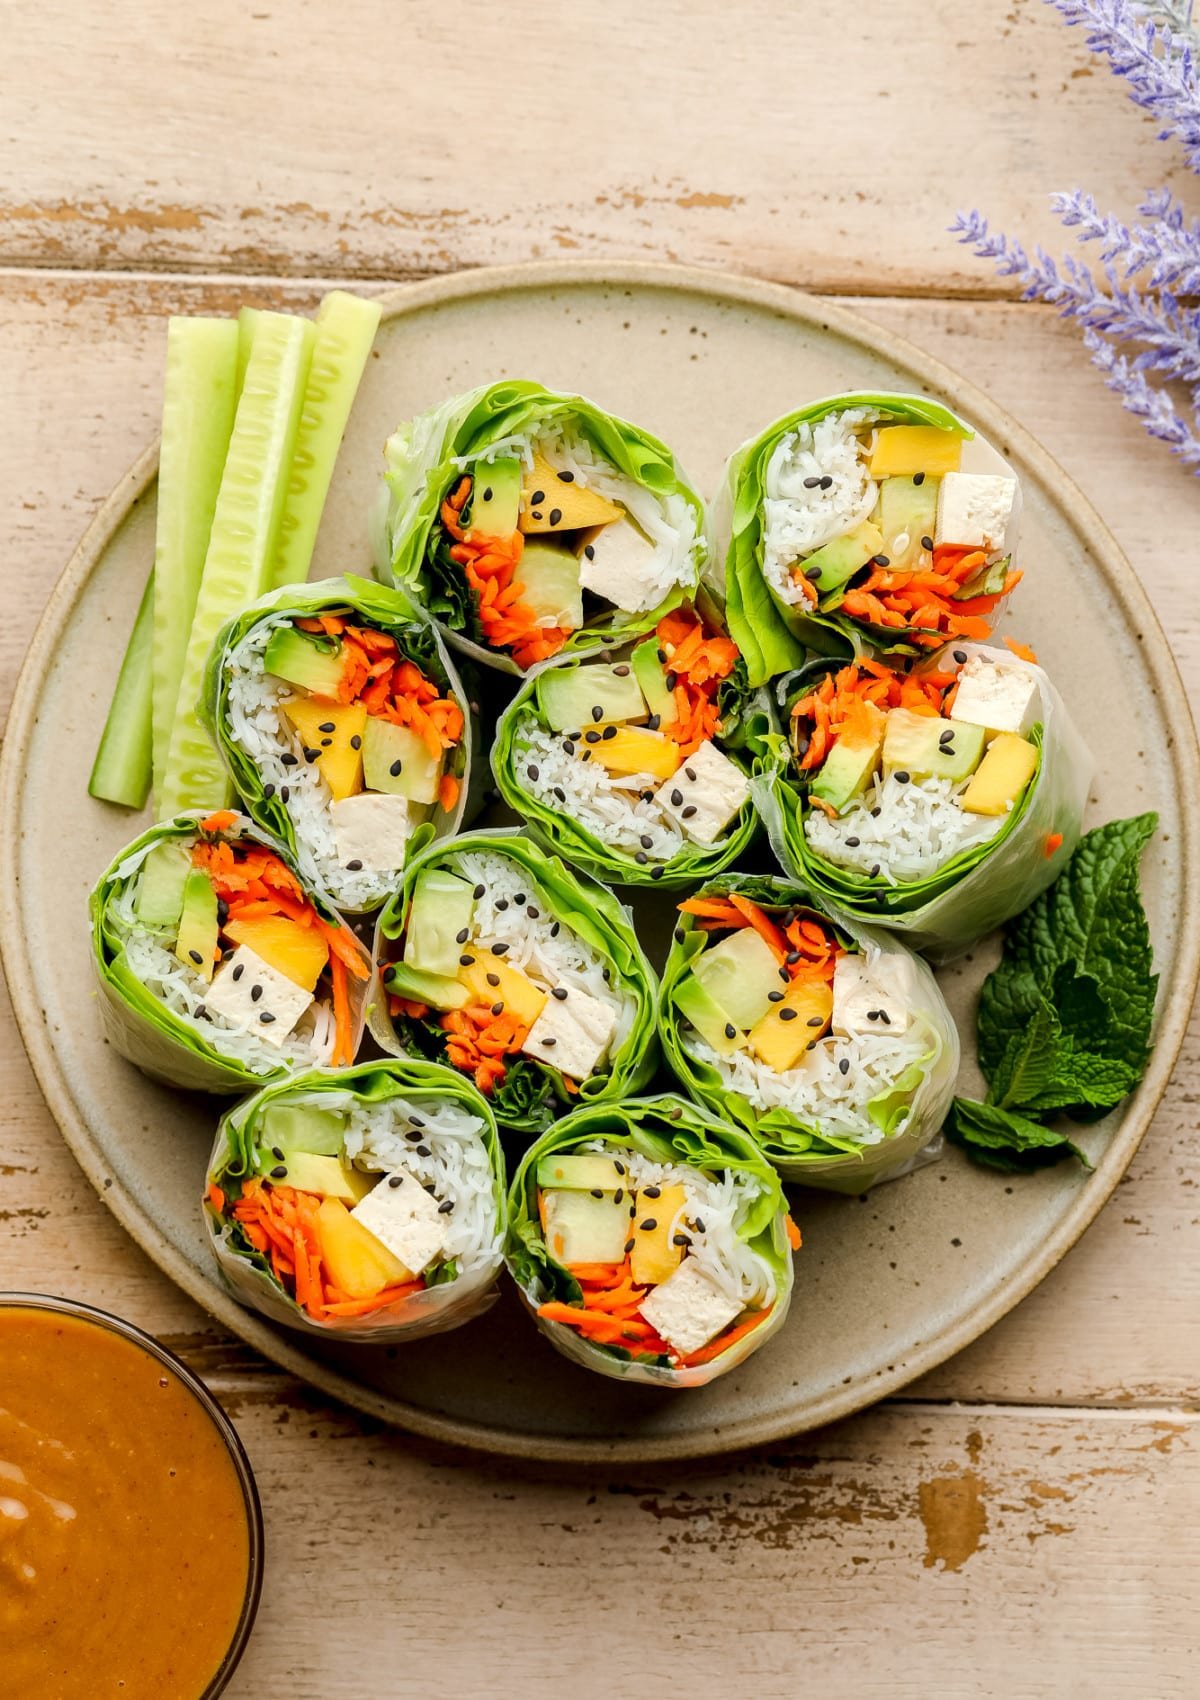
left=3, top=3, right=1198, bottom=1692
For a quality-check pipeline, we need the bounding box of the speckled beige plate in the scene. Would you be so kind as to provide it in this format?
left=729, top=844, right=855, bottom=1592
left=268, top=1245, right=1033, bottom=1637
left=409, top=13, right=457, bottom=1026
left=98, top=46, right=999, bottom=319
left=3, top=262, right=1197, bottom=1463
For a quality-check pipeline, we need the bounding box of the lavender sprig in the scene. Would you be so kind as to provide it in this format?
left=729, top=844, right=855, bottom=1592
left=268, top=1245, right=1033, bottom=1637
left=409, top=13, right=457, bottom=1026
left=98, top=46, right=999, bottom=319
left=1053, top=188, right=1200, bottom=290
left=1083, top=325, right=1200, bottom=464
left=1047, top=0, right=1200, bottom=169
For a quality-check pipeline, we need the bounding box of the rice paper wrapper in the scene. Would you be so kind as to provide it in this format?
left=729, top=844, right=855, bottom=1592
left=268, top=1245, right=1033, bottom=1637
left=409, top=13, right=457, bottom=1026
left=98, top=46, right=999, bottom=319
left=204, top=1060, right=506, bottom=1342
left=369, top=827, right=661, bottom=1134
left=658, top=873, right=959, bottom=1193
left=757, top=643, right=1094, bottom=960
left=506, top=1094, right=795, bottom=1387
left=378, top=379, right=708, bottom=675
left=200, top=574, right=473, bottom=911
left=90, top=813, right=371, bottom=1095
left=707, top=391, right=1022, bottom=684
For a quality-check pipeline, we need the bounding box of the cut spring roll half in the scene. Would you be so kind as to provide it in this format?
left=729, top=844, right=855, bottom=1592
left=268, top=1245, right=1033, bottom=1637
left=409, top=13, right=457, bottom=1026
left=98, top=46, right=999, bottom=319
left=756, top=643, right=1093, bottom=957
left=711, top=392, right=1024, bottom=684
left=659, top=877, right=958, bottom=1191
left=90, top=810, right=370, bottom=1093
left=371, top=830, right=659, bottom=1134
left=507, top=1094, right=797, bottom=1387
left=204, top=1060, right=505, bottom=1340
left=380, top=380, right=706, bottom=674
left=202, top=576, right=470, bottom=914
left=492, top=606, right=776, bottom=888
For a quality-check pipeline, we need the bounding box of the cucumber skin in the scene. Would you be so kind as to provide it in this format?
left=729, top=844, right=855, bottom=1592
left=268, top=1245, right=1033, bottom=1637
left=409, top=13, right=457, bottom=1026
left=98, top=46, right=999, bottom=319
left=88, top=574, right=155, bottom=809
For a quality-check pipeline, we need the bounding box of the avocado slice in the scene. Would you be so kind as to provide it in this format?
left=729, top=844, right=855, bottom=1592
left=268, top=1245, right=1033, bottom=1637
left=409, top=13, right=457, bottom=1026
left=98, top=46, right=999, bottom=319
left=631, top=637, right=677, bottom=724
left=693, top=928, right=781, bottom=1033
left=404, top=867, right=476, bottom=978
left=541, top=1188, right=629, bottom=1265
left=954, top=553, right=1010, bottom=599
left=468, top=457, right=521, bottom=537
left=263, top=625, right=347, bottom=698
left=882, top=709, right=986, bottom=782
left=877, top=476, right=940, bottom=570
left=538, top=663, right=647, bottom=733
left=264, top=1150, right=373, bottom=1204
left=811, top=735, right=883, bottom=815
left=384, top=959, right=470, bottom=1011
left=517, top=541, right=583, bottom=630
left=136, top=841, right=192, bottom=931
left=362, top=717, right=442, bottom=805
left=802, top=520, right=883, bottom=596
left=534, top=1153, right=625, bottom=1191
left=673, top=974, right=743, bottom=1056
left=259, top=1102, right=347, bottom=1158
left=175, top=868, right=219, bottom=983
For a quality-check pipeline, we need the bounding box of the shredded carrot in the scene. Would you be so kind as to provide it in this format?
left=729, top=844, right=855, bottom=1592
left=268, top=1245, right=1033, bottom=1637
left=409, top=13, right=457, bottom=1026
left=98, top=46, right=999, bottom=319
left=434, top=475, right=571, bottom=669
left=206, top=1182, right=226, bottom=1213
left=800, top=535, right=1018, bottom=645
left=729, top=893, right=788, bottom=963
left=651, top=609, right=740, bottom=758
left=785, top=1216, right=802, bottom=1252
left=329, top=952, right=352, bottom=1067
left=677, top=894, right=839, bottom=985
left=1005, top=636, right=1039, bottom=664
left=1044, top=831, right=1064, bottom=858
left=438, top=773, right=461, bottom=812
left=199, top=809, right=239, bottom=834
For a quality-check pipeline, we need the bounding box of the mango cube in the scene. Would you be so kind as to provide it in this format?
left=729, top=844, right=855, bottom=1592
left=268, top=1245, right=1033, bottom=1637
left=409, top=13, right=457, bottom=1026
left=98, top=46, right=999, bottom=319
left=868, top=426, right=963, bottom=480
left=457, top=953, right=547, bottom=1028
left=960, top=733, right=1038, bottom=816
left=280, top=696, right=367, bottom=801
left=749, top=977, right=834, bottom=1073
left=586, top=725, right=681, bottom=781
left=630, top=1183, right=688, bottom=1286
left=224, top=915, right=329, bottom=992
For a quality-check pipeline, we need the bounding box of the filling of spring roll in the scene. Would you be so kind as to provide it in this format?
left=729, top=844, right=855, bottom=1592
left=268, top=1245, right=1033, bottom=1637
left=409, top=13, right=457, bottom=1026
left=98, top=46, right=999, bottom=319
left=109, top=814, right=366, bottom=1072
left=671, top=896, right=929, bottom=1145
left=223, top=609, right=464, bottom=910
left=435, top=421, right=701, bottom=670
left=385, top=850, right=635, bottom=1098
left=507, top=609, right=750, bottom=868
left=793, top=651, right=1041, bottom=885
left=760, top=408, right=1020, bottom=647
left=212, top=1089, right=500, bottom=1324
left=534, top=1140, right=779, bottom=1365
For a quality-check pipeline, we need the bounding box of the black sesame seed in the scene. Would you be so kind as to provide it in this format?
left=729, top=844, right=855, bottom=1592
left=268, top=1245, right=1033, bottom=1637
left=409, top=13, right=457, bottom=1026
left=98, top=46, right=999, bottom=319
left=263, top=783, right=275, bottom=799
left=779, top=1007, right=799, bottom=1022
left=526, top=764, right=540, bottom=781
left=591, top=704, right=604, bottom=723
left=531, top=489, right=545, bottom=505
left=188, top=948, right=203, bottom=965
left=894, top=770, right=910, bottom=783
left=623, top=1239, right=635, bottom=1255
left=674, top=927, right=686, bottom=943
left=271, top=1146, right=285, bottom=1161
left=280, top=787, right=290, bottom=803
left=820, top=476, right=833, bottom=490
left=473, top=884, right=486, bottom=899
left=416, top=1144, right=431, bottom=1158
left=693, top=1218, right=706, bottom=1234
left=271, top=1164, right=288, bottom=1179
left=673, top=1233, right=692, bottom=1248
left=657, top=647, right=668, bottom=664
left=460, top=954, right=474, bottom=968
left=643, top=1185, right=661, bottom=1199
left=684, top=766, right=697, bottom=782
left=528, top=906, right=540, bottom=919
left=664, top=671, right=678, bottom=691
left=913, top=472, right=926, bottom=486
left=651, top=867, right=663, bottom=880
left=879, top=1010, right=892, bottom=1025
left=584, top=730, right=601, bottom=744
left=455, top=927, right=470, bottom=944
left=873, top=554, right=890, bottom=568
left=304, top=747, right=319, bottom=762
left=259, top=1012, right=276, bottom=1024
left=871, top=806, right=882, bottom=819
left=870, top=863, right=881, bottom=877
left=635, top=850, right=649, bottom=865
left=845, top=836, right=861, bottom=848
left=724, top=1022, right=737, bottom=1039
left=681, top=804, right=697, bottom=819
left=646, top=713, right=661, bottom=731
left=614, top=1188, right=624, bottom=1204
left=768, top=989, right=785, bottom=1003
left=786, top=949, right=801, bottom=965
left=641, top=834, right=654, bottom=850
left=438, top=1199, right=455, bottom=1214
left=558, top=470, right=575, bottom=483
left=867, top=1009, right=880, bottom=1021
left=551, top=922, right=560, bottom=937
left=542, top=1036, right=557, bottom=1047
left=514, top=894, right=526, bottom=905
left=807, top=566, right=823, bottom=583
left=496, top=898, right=509, bottom=911
left=483, top=486, right=493, bottom=502
left=602, top=726, right=617, bottom=741
left=613, top=663, right=630, bottom=677
left=318, top=720, right=335, bottom=734
left=839, top=1057, right=850, bottom=1075
left=640, top=1218, right=657, bottom=1232
left=388, top=759, right=403, bottom=777
left=486, top=972, right=500, bottom=987
left=232, top=964, right=244, bottom=982
left=491, top=1001, right=504, bottom=1016
left=195, top=1003, right=207, bottom=1019
left=807, top=1039, right=818, bottom=1051
left=584, top=544, right=596, bottom=561
left=779, top=967, right=790, bottom=983
left=807, top=1014, right=825, bottom=1027
left=921, top=535, right=934, bottom=552
left=953, top=649, right=968, bottom=664
left=250, top=984, right=263, bottom=1002
left=531, top=511, right=543, bottom=521
left=549, top=508, right=563, bottom=526
left=553, top=787, right=566, bottom=802
left=552, top=986, right=569, bottom=1001
left=320, top=737, right=332, bottom=749
left=590, top=1187, right=604, bottom=1199
left=346, top=859, right=363, bottom=871
left=803, top=475, right=822, bottom=489
left=388, top=1174, right=403, bottom=1188
left=562, top=740, right=575, bottom=756
left=939, top=728, right=955, bottom=744
left=281, top=752, right=298, bottom=767
left=670, top=788, right=683, bottom=807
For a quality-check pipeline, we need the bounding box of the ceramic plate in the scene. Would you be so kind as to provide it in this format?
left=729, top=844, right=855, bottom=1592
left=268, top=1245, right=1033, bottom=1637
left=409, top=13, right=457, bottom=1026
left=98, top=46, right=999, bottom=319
left=4, top=262, right=1197, bottom=1462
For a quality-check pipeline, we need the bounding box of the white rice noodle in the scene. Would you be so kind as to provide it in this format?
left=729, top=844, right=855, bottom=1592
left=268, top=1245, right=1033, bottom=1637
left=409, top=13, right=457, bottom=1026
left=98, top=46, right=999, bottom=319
left=450, top=850, right=636, bottom=1053
left=762, top=408, right=877, bottom=604
left=583, top=1140, right=776, bottom=1311
left=805, top=771, right=1004, bottom=884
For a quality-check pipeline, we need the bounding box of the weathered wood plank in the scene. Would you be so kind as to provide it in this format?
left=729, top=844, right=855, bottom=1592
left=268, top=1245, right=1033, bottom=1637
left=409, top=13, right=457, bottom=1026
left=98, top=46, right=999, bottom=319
left=2, top=0, right=1191, bottom=294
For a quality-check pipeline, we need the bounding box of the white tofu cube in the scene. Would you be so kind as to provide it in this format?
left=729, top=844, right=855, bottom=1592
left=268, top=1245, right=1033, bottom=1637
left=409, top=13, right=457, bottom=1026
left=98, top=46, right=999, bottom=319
left=832, top=952, right=915, bottom=1039
left=351, top=1170, right=448, bottom=1278
left=330, top=793, right=412, bottom=873
left=205, top=945, right=314, bottom=1045
left=521, top=984, right=618, bottom=1081
left=653, top=739, right=750, bottom=846
left=638, top=1259, right=743, bottom=1356
left=948, top=654, right=1039, bottom=738
left=934, top=472, right=1018, bottom=556
left=576, top=517, right=662, bottom=614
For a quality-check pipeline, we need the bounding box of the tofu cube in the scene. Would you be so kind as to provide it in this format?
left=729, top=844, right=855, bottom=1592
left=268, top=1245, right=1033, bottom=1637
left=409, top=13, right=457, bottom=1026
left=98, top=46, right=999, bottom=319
left=934, top=472, right=1018, bottom=556
left=350, top=1169, right=448, bottom=1278
left=831, top=952, right=915, bottom=1039
left=205, top=944, right=314, bottom=1045
left=576, top=516, right=662, bottom=614
left=638, top=1259, right=743, bottom=1357
left=521, top=984, right=618, bottom=1081
left=948, top=654, right=1039, bottom=738
left=653, top=740, right=750, bottom=846
left=330, top=792, right=412, bottom=873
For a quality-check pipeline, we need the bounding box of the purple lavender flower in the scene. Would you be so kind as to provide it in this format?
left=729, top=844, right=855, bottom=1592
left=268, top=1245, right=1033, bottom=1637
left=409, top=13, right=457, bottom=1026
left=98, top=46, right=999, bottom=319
left=1048, top=0, right=1200, bottom=170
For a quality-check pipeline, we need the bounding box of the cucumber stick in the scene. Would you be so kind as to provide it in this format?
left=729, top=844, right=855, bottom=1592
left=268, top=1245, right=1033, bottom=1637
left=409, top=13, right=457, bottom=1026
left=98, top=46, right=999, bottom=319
left=88, top=575, right=155, bottom=808
left=157, top=311, right=315, bottom=816
left=150, top=317, right=239, bottom=798
left=270, top=290, right=381, bottom=589
left=236, top=306, right=261, bottom=393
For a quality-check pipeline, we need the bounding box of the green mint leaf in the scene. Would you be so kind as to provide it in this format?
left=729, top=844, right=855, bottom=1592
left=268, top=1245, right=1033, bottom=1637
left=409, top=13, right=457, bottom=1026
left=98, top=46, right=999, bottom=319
left=945, top=1097, right=1093, bottom=1173
left=989, top=999, right=1063, bottom=1110
left=1021, top=1050, right=1142, bottom=1114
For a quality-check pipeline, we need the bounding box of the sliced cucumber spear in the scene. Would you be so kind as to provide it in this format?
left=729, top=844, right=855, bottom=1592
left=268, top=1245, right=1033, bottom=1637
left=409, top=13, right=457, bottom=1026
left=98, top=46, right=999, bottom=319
left=150, top=317, right=239, bottom=799
left=88, top=575, right=155, bottom=808
left=157, top=311, right=315, bottom=816
left=269, top=290, right=381, bottom=589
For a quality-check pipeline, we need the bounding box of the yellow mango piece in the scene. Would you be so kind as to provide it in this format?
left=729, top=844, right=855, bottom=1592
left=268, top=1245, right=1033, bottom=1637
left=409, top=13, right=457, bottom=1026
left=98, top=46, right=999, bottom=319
left=867, top=425, right=963, bottom=479
left=316, top=1197, right=412, bottom=1298
left=519, top=452, right=623, bottom=534
left=280, top=696, right=368, bottom=801
left=630, top=1183, right=689, bottom=1287
left=224, top=914, right=329, bottom=991
left=587, top=725, right=681, bottom=780
left=960, top=732, right=1038, bottom=817
left=749, top=978, right=834, bottom=1073
left=457, top=954, right=548, bottom=1027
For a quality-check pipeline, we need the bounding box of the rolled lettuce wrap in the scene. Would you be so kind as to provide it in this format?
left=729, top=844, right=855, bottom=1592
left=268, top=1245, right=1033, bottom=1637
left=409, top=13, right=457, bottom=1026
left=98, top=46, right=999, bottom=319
left=90, top=809, right=371, bottom=1093
left=201, top=575, right=471, bottom=914
left=380, top=379, right=706, bottom=674
left=371, top=829, right=659, bottom=1133
left=204, top=1059, right=505, bottom=1341
left=659, top=876, right=958, bottom=1191
left=506, top=1094, right=797, bottom=1387
left=491, top=606, right=775, bottom=888
left=710, top=391, right=1023, bottom=684
left=757, top=643, right=1093, bottom=957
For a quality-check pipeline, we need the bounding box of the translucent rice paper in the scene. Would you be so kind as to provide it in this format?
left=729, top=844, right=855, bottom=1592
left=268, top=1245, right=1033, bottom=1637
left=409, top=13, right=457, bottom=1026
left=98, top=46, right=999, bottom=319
left=707, top=391, right=1016, bottom=685
left=757, top=642, right=1094, bottom=960
left=378, top=379, right=708, bottom=675
left=90, top=812, right=371, bottom=1095
left=658, top=874, right=959, bottom=1193
left=506, top=1094, right=794, bottom=1387
left=369, top=828, right=661, bottom=1135
left=205, top=1059, right=506, bottom=1342
left=201, top=574, right=473, bottom=911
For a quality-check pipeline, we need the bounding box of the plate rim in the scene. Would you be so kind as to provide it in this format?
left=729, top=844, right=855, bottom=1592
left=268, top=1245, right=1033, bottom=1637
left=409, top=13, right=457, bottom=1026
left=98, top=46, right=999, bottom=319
left=4, top=257, right=1197, bottom=1463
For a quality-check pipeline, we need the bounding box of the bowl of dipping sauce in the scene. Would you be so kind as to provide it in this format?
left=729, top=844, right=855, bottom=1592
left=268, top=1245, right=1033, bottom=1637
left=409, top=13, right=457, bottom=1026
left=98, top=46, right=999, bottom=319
left=0, top=1293, right=263, bottom=1699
